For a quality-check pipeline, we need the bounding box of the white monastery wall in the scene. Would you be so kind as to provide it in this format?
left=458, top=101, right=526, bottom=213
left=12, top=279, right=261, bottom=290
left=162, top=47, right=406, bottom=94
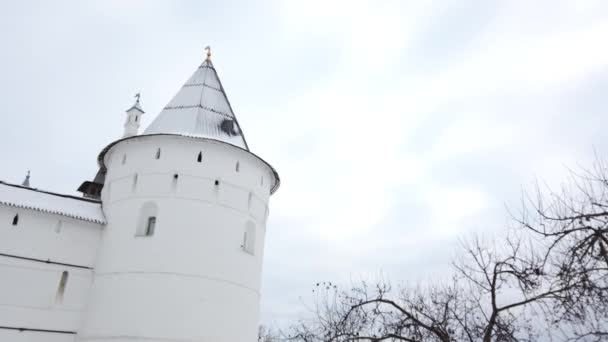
left=0, top=206, right=102, bottom=341
left=77, top=135, right=276, bottom=342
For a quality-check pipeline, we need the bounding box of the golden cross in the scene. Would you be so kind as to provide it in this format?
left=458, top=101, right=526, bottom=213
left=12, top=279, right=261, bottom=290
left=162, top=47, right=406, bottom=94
left=205, top=46, right=211, bottom=61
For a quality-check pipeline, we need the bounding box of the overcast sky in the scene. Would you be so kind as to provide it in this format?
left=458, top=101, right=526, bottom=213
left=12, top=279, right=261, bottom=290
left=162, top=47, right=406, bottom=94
left=1, top=0, right=607, bottom=328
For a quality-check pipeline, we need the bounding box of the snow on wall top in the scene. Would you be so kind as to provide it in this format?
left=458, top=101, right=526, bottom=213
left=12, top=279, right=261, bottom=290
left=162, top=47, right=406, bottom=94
left=0, top=181, right=106, bottom=224
left=144, top=59, right=249, bottom=150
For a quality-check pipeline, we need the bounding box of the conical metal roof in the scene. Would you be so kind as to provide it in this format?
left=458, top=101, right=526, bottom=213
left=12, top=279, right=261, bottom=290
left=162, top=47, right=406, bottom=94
left=144, top=58, right=249, bottom=150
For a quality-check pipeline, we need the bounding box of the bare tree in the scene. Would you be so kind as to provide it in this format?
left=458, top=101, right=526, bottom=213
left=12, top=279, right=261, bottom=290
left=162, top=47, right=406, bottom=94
left=284, top=159, right=608, bottom=342
left=285, top=235, right=570, bottom=342
left=515, top=158, right=608, bottom=340
left=260, top=325, right=279, bottom=342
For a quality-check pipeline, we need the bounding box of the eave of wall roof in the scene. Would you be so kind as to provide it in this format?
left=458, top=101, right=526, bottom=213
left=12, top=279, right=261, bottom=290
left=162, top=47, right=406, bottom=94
left=0, top=181, right=106, bottom=224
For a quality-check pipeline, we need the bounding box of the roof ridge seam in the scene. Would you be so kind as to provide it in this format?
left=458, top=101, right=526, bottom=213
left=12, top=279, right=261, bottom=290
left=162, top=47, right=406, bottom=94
left=162, top=104, right=233, bottom=119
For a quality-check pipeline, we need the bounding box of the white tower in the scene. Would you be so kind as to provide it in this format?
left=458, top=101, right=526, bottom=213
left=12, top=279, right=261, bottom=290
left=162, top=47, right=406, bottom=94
left=78, top=50, right=280, bottom=342
left=123, top=94, right=145, bottom=138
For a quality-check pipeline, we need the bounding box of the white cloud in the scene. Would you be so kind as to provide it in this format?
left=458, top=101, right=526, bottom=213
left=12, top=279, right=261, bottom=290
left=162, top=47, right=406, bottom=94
left=1, top=0, right=607, bottom=329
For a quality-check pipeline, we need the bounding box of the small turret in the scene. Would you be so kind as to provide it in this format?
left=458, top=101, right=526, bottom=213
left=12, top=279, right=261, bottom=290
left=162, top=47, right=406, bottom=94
left=21, top=170, right=31, bottom=187
left=123, top=93, right=145, bottom=138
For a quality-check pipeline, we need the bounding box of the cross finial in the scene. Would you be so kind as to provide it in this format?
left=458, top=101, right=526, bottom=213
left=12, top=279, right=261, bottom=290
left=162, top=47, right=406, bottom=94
left=205, top=46, right=211, bottom=61
left=135, top=93, right=141, bottom=103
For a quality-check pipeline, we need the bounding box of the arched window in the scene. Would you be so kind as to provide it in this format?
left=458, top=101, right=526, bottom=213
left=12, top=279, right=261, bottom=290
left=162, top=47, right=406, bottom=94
left=242, top=221, right=256, bottom=255
left=155, top=148, right=161, bottom=159
left=136, top=202, right=158, bottom=237
left=12, top=214, right=18, bottom=226
left=197, top=152, right=202, bottom=163
left=56, top=271, right=68, bottom=303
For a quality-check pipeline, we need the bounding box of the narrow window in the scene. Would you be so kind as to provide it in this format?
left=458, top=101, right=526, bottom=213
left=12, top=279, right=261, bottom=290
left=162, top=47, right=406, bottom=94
left=247, top=192, right=253, bottom=209
left=145, top=217, right=156, bottom=236
left=136, top=202, right=158, bottom=237
left=56, top=271, right=68, bottom=304
left=135, top=116, right=139, bottom=122
left=235, top=161, right=240, bottom=172
left=155, top=148, right=161, bottom=159
left=197, top=152, right=202, bottom=163
left=122, top=153, right=127, bottom=165
left=242, top=221, right=256, bottom=255
left=260, top=176, right=264, bottom=186
left=132, top=174, right=138, bottom=192
left=12, top=214, right=18, bottom=226
left=214, top=180, right=220, bottom=186
left=172, top=174, right=179, bottom=191
left=242, top=231, right=248, bottom=251
left=55, top=220, right=62, bottom=233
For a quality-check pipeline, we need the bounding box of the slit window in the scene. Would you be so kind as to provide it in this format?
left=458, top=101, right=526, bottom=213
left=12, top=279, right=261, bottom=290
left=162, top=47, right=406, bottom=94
left=12, top=214, right=19, bottom=226
left=135, top=116, right=139, bottom=122
left=155, top=148, right=161, bottom=159
left=56, top=271, right=68, bottom=304
left=145, top=217, right=156, bottom=236
left=132, top=174, right=138, bottom=192
left=236, top=161, right=240, bottom=172
left=55, top=220, right=62, bottom=233
left=122, top=153, right=127, bottom=165
left=172, top=174, right=179, bottom=190
left=197, top=152, right=202, bottom=163
left=242, top=221, right=256, bottom=255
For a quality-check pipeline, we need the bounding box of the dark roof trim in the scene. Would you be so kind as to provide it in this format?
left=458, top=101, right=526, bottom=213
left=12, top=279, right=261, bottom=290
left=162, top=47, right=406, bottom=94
left=97, top=133, right=281, bottom=195
left=0, top=252, right=93, bottom=270
left=0, top=326, right=76, bottom=335
left=0, top=181, right=101, bottom=204
left=126, top=104, right=145, bottom=113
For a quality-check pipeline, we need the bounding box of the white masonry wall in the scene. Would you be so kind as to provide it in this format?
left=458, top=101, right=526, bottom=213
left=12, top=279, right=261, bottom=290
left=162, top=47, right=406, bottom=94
left=0, top=206, right=103, bottom=342
left=78, top=135, right=276, bottom=342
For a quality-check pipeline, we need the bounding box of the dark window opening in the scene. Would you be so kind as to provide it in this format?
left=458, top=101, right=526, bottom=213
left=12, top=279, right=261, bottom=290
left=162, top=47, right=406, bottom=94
left=172, top=174, right=178, bottom=190
left=197, top=152, right=202, bottom=163
left=155, top=148, right=161, bottom=159
left=135, top=116, right=139, bottom=122
left=122, top=153, right=127, bottom=165
left=12, top=214, right=19, bottom=226
left=236, top=161, right=240, bottom=172
left=132, top=174, right=138, bottom=192
left=214, top=180, right=220, bottom=186
left=56, top=271, right=69, bottom=304
left=145, top=217, right=156, bottom=236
